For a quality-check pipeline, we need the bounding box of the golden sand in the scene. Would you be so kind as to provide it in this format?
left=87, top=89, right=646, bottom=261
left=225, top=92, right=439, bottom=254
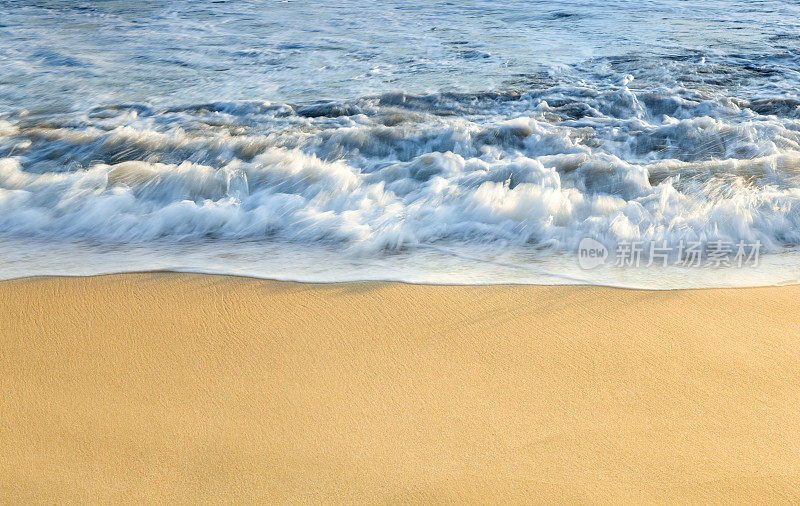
left=2, top=273, right=800, bottom=502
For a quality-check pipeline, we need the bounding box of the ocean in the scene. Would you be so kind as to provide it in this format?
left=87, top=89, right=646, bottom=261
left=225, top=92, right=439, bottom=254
left=2, top=0, right=800, bottom=287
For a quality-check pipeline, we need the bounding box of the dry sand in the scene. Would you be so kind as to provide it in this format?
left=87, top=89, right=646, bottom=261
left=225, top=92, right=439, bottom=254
left=2, top=272, right=800, bottom=503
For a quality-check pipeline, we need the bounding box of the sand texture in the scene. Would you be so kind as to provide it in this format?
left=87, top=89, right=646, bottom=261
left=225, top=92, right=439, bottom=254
left=2, top=273, right=800, bottom=503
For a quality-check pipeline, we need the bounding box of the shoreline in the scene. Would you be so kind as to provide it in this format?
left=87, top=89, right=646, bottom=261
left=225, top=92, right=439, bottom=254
left=3, top=272, right=800, bottom=502
left=1, top=268, right=798, bottom=291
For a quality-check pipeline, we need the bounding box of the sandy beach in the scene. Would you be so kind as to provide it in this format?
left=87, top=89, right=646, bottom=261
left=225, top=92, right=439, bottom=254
left=2, top=273, right=800, bottom=502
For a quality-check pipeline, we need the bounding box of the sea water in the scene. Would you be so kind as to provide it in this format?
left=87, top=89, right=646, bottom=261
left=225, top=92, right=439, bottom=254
left=2, top=0, right=800, bottom=288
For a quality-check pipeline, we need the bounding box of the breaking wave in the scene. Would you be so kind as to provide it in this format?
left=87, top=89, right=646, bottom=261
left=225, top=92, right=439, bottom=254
left=3, top=81, right=800, bottom=258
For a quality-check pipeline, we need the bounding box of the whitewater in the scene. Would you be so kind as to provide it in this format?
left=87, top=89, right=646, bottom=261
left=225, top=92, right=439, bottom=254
left=2, top=0, right=800, bottom=287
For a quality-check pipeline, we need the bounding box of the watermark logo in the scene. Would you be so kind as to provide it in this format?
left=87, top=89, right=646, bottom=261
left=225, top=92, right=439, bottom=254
left=577, top=238, right=608, bottom=269
left=578, top=238, right=761, bottom=269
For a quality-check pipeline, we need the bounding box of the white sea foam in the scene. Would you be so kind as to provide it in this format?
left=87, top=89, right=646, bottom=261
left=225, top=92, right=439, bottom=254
left=3, top=87, right=800, bottom=259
